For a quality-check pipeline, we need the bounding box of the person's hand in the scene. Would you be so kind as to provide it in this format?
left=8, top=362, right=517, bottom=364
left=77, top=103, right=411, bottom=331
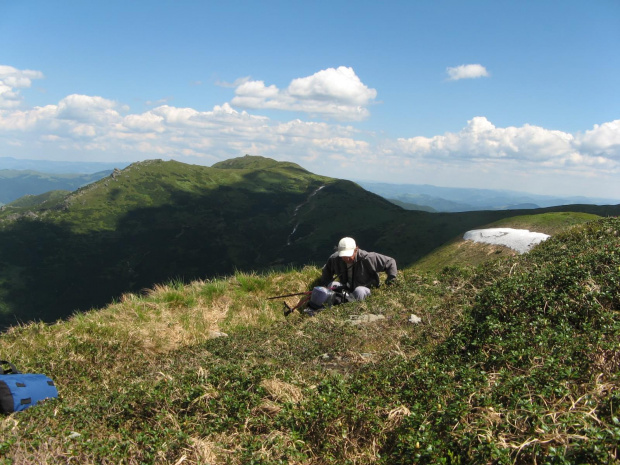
left=386, top=276, right=396, bottom=286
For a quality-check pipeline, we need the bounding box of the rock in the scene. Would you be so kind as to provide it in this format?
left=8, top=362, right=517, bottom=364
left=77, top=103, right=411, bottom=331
left=209, top=331, right=228, bottom=338
left=408, top=314, right=422, bottom=324
left=348, top=314, right=385, bottom=326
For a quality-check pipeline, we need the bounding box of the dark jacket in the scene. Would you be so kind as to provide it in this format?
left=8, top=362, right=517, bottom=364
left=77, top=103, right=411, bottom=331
left=320, top=249, right=397, bottom=289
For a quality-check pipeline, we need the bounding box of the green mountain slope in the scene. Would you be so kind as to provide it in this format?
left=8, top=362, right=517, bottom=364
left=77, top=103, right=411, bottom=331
left=0, top=217, right=618, bottom=463
left=0, top=156, right=619, bottom=329
left=4, top=190, right=72, bottom=209
left=0, top=158, right=335, bottom=327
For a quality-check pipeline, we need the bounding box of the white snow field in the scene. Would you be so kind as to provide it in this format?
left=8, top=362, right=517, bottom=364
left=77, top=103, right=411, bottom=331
left=463, top=228, right=550, bottom=254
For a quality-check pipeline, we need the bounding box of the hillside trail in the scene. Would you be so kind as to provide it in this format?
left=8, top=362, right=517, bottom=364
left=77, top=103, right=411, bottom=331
left=287, top=185, right=325, bottom=245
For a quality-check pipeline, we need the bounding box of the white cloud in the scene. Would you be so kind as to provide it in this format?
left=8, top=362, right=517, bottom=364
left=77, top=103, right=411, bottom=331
left=235, top=80, right=279, bottom=99
left=1, top=63, right=619, bottom=198
left=395, top=117, right=583, bottom=164
left=288, top=67, right=377, bottom=105
left=123, top=112, right=165, bottom=132
left=386, top=117, right=619, bottom=197
left=446, top=64, right=490, bottom=81
left=0, top=65, right=44, bottom=109
left=215, top=76, right=252, bottom=88
left=575, top=120, right=620, bottom=160
left=230, top=66, right=377, bottom=121
left=57, top=94, right=122, bottom=124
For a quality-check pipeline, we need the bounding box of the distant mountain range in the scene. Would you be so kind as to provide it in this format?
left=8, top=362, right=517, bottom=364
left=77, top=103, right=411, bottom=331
left=0, top=156, right=132, bottom=206
left=357, top=181, right=620, bottom=212
left=0, top=156, right=130, bottom=174
left=0, top=169, right=114, bottom=205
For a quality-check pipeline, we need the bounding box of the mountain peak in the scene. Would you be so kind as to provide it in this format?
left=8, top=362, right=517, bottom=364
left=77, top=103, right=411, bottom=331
left=212, top=155, right=308, bottom=172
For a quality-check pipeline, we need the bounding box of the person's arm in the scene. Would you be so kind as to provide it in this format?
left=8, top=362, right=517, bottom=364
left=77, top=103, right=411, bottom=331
left=320, top=257, right=335, bottom=286
left=372, top=253, right=398, bottom=283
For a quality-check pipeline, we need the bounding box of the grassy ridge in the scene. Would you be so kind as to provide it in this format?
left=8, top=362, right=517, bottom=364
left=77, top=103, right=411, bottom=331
left=1, top=216, right=618, bottom=464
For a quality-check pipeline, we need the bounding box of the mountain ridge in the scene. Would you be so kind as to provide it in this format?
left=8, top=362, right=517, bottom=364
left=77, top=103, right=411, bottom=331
left=2, top=156, right=618, bottom=212
left=1, top=155, right=619, bottom=330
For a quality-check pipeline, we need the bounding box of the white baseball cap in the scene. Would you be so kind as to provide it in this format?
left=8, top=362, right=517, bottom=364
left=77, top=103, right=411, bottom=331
left=337, top=237, right=357, bottom=257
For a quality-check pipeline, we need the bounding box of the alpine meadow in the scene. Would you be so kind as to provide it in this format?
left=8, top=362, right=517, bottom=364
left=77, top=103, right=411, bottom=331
left=0, top=156, right=619, bottom=464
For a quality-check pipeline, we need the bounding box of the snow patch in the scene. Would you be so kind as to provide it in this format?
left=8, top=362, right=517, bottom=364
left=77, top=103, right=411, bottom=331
left=463, top=228, right=550, bottom=254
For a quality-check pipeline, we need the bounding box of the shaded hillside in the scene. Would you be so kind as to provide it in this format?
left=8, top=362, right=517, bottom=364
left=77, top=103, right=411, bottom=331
left=0, top=156, right=619, bottom=329
left=0, top=217, right=618, bottom=464
left=0, top=158, right=333, bottom=327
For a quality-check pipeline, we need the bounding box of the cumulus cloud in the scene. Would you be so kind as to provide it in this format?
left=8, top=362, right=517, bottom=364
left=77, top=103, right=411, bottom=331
left=396, top=117, right=575, bottom=162
left=446, top=64, right=490, bottom=81
left=57, top=94, right=123, bottom=124
left=1, top=64, right=619, bottom=198
left=390, top=116, right=619, bottom=191
left=230, top=66, right=377, bottom=121
left=288, top=67, right=377, bottom=105
left=575, top=120, right=620, bottom=160
left=0, top=65, right=44, bottom=108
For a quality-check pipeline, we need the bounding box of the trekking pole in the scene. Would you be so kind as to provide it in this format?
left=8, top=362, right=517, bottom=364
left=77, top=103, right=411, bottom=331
left=267, top=290, right=313, bottom=316
left=283, top=295, right=312, bottom=317
left=267, top=291, right=312, bottom=300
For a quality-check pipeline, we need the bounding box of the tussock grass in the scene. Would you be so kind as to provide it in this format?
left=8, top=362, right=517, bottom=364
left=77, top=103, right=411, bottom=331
left=1, top=218, right=620, bottom=464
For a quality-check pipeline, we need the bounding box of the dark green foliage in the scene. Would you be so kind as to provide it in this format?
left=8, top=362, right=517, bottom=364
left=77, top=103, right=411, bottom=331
left=382, top=217, right=620, bottom=464
left=1, top=218, right=619, bottom=463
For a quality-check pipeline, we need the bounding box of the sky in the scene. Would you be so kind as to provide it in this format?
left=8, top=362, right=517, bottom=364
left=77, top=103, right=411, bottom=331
left=1, top=0, right=619, bottom=199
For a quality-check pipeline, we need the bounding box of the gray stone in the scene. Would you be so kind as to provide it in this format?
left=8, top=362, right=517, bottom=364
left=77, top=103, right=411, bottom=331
left=209, top=331, right=228, bottom=338
left=348, top=314, right=386, bottom=326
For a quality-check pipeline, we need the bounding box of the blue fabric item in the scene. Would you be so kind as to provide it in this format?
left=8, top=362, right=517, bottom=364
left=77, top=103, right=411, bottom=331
left=0, top=372, right=58, bottom=413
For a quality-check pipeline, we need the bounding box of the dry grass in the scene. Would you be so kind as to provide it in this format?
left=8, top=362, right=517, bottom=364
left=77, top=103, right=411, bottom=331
left=2, top=268, right=321, bottom=365
left=260, top=378, right=305, bottom=404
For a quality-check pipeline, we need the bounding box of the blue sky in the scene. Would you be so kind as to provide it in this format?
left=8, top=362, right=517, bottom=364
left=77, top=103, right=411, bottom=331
left=1, top=0, right=619, bottom=198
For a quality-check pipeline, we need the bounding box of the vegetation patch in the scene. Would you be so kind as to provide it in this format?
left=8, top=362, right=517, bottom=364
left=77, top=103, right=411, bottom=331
left=1, top=214, right=619, bottom=463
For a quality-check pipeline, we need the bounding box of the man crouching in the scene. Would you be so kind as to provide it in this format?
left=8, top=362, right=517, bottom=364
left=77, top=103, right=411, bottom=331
left=320, top=237, right=397, bottom=302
